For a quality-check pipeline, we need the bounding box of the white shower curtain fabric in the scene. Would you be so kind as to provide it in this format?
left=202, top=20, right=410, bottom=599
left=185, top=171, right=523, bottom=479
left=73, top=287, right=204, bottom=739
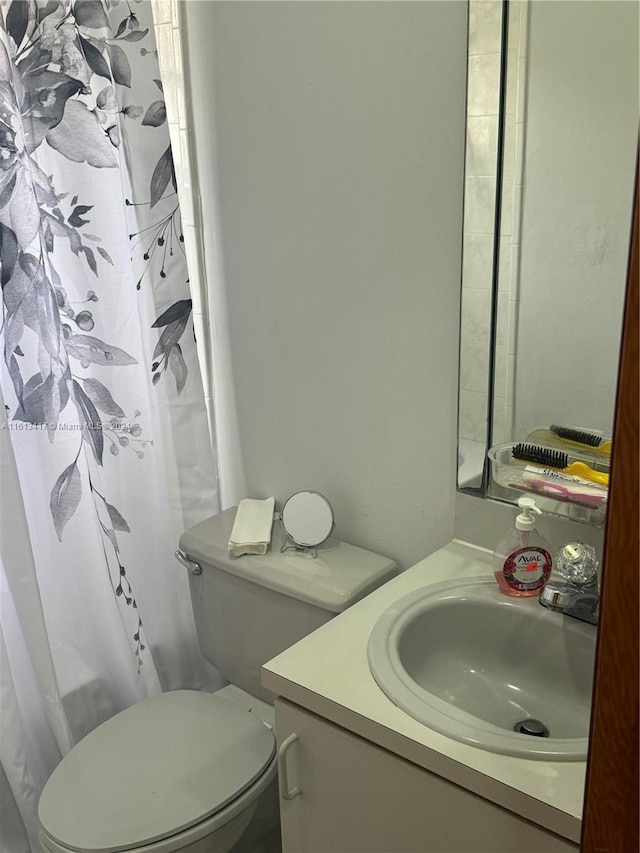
left=0, top=2, right=220, bottom=850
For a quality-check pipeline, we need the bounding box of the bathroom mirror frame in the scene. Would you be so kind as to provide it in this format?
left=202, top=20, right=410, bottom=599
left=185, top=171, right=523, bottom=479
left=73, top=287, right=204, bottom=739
left=457, top=0, right=638, bottom=523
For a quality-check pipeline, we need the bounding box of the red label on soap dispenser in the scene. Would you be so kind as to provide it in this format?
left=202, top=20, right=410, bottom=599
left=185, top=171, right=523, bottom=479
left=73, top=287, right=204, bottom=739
left=502, top=547, right=552, bottom=591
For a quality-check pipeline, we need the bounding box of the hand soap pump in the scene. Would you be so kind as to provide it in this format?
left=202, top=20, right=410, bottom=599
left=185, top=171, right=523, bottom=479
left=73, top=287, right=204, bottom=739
left=492, top=497, right=553, bottom=597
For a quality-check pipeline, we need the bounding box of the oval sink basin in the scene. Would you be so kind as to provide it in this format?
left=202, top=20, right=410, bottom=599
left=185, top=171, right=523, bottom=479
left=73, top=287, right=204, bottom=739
left=368, top=577, right=596, bottom=760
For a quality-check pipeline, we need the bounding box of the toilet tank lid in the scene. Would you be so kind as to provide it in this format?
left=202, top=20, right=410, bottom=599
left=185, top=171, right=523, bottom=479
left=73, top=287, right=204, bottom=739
left=179, top=508, right=397, bottom=613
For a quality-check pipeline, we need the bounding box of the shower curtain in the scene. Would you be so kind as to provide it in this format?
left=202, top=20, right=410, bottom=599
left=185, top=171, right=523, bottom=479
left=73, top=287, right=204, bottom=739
left=0, top=2, right=220, bottom=849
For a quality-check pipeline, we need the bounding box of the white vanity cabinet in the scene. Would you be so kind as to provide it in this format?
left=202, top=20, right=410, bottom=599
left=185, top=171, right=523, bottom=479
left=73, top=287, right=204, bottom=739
left=275, top=698, right=577, bottom=853
left=264, top=543, right=587, bottom=850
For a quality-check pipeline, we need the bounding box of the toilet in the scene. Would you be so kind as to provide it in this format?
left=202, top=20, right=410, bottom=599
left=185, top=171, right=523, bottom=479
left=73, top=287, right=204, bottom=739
left=38, top=507, right=396, bottom=853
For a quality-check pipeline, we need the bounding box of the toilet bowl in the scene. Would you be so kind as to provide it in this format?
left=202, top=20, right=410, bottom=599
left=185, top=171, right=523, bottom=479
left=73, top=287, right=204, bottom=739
left=39, top=690, right=277, bottom=853
left=38, top=508, right=396, bottom=852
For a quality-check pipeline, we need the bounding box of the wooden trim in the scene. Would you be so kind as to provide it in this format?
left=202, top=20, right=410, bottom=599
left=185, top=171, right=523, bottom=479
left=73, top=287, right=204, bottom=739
left=581, top=152, right=639, bottom=851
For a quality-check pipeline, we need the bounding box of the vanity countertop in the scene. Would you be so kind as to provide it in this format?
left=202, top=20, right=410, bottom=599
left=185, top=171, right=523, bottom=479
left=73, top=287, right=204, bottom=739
left=262, top=539, right=586, bottom=845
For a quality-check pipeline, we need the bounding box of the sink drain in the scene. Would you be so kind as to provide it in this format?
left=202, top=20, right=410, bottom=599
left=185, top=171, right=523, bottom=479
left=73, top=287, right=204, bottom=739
left=514, top=718, right=549, bottom=738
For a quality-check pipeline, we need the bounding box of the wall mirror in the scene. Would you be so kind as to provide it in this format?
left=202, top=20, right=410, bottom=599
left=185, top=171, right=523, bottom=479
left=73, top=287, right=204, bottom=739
left=457, top=0, right=638, bottom=521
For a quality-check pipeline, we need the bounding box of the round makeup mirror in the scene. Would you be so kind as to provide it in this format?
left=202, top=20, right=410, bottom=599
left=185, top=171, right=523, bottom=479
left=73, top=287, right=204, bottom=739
left=281, top=491, right=335, bottom=549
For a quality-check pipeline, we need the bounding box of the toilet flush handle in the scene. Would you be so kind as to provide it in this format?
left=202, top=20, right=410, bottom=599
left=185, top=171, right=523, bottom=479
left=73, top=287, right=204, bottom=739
left=174, top=549, right=202, bottom=575
left=278, top=733, right=302, bottom=801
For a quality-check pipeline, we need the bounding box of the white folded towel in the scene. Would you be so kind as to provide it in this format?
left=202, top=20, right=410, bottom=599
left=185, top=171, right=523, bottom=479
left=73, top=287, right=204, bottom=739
left=228, top=498, right=276, bottom=557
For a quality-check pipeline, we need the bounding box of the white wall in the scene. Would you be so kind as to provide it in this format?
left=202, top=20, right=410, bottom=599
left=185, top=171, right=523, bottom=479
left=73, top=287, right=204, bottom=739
left=513, top=0, right=638, bottom=439
left=183, top=1, right=468, bottom=569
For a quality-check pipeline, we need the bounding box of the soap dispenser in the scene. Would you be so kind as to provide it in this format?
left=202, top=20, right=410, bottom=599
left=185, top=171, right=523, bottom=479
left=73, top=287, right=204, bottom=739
left=492, top=497, right=553, bottom=597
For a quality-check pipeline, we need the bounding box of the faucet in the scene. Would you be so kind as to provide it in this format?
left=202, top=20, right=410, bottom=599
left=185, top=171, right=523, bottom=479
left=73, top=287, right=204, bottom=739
left=538, top=541, right=599, bottom=626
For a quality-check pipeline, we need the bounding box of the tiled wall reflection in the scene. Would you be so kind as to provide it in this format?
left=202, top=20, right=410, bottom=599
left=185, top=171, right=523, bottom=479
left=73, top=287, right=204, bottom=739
left=459, top=0, right=528, bottom=452
left=492, top=0, right=528, bottom=446
left=459, top=1, right=502, bottom=445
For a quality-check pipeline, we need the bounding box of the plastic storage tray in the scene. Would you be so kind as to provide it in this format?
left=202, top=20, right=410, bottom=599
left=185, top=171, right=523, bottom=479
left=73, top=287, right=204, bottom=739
left=523, top=426, right=612, bottom=466
left=488, top=443, right=608, bottom=527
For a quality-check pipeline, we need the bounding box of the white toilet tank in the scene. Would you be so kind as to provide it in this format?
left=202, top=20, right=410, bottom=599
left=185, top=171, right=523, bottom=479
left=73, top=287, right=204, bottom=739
left=179, top=508, right=396, bottom=703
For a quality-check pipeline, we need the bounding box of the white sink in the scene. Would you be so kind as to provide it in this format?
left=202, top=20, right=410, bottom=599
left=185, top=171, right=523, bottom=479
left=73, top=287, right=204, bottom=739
left=367, top=577, right=596, bottom=760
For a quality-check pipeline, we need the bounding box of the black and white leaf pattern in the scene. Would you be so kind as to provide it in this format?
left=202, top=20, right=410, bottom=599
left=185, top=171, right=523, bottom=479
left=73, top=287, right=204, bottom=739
left=65, top=333, right=138, bottom=367
left=97, top=246, right=114, bottom=265
left=15, top=380, right=42, bottom=422
left=96, top=86, right=118, bottom=111
left=105, top=43, right=132, bottom=87
left=21, top=71, right=84, bottom=152
left=44, top=222, right=54, bottom=252
left=4, top=317, right=25, bottom=361
left=106, top=502, right=130, bottom=533
left=0, top=0, right=191, bottom=664
left=73, top=380, right=104, bottom=465
left=15, top=372, right=59, bottom=429
left=168, top=344, right=187, bottom=395
left=82, top=245, right=98, bottom=275
left=8, top=255, right=61, bottom=362
left=0, top=225, right=18, bottom=285
left=36, top=2, right=60, bottom=24
left=58, top=375, right=70, bottom=413
left=0, top=173, right=17, bottom=211
left=1, top=0, right=193, bottom=663
left=153, top=315, right=188, bottom=360
left=5, top=1, right=29, bottom=49
left=4, top=310, right=24, bottom=363
left=104, top=526, right=120, bottom=554
left=18, top=251, right=41, bottom=278
left=121, top=29, right=149, bottom=43
left=8, top=354, right=23, bottom=402
left=31, top=169, right=59, bottom=209
left=69, top=205, right=93, bottom=228
left=79, top=36, right=111, bottom=80
left=45, top=213, right=86, bottom=260
left=114, top=18, right=128, bottom=39
left=35, top=270, right=63, bottom=360
left=149, top=146, right=175, bottom=207
left=107, top=124, right=121, bottom=148
left=4, top=264, right=34, bottom=317
left=46, top=101, right=118, bottom=168
left=142, top=100, right=166, bottom=128
left=74, top=0, right=109, bottom=30
left=50, top=462, right=82, bottom=542
left=17, top=44, right=53, bottom=75
left=42, top=373, right=62, bottom=441
left=13, top=371, right=45, bottom=422
left=152, top=299, right=192, bottom=328
left=81, top=377, right=125, bottom=418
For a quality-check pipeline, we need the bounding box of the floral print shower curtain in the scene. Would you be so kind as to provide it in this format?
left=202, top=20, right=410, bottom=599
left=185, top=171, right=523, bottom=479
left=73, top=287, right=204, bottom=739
left=0, top=2, right=219, bottom=848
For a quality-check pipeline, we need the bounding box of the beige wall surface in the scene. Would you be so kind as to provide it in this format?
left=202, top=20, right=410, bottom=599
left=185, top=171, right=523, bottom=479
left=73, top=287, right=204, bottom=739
left=183, top=1, right=468, bottom=568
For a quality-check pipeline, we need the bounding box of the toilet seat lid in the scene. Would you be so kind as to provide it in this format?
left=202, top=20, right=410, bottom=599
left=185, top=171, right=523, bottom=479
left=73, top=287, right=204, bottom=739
left=38, top=691, right=276, bottom=853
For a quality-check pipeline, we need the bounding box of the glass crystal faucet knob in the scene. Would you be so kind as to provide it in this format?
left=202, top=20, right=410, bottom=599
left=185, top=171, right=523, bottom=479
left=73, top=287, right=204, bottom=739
left=554, top=541, right=599, bottom=587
